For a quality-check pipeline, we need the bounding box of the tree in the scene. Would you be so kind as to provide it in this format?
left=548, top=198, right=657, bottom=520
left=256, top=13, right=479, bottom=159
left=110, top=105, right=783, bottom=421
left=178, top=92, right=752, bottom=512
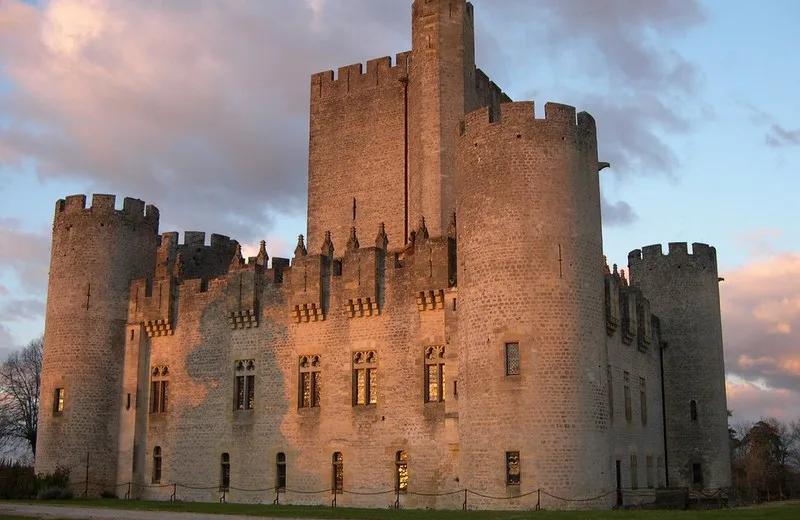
left=0, top=336, right=43, bottom=458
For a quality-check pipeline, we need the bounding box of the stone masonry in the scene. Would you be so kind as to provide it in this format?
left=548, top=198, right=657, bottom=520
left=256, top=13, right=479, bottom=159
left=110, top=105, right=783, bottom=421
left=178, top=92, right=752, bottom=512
left=35, top=0, right=731, bottom=510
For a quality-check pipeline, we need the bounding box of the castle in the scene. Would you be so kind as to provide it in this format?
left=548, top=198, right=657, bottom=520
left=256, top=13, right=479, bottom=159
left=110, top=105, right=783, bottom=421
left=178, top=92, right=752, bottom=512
left=34, top=0, right=732, bottom=510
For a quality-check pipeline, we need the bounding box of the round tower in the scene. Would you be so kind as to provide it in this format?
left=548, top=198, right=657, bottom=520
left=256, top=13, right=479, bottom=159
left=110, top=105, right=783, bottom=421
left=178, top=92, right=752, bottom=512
left=455, top=101, right=613, bottom=508
left=36, top=194, right=159, bottom=494
left=628, top=243, right=731, bottom=491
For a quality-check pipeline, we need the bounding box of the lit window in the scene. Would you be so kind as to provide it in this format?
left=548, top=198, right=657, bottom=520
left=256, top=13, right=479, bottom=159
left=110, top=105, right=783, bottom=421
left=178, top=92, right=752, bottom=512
left=332, top=452, right=343, bottom=493
left=53, top=388, right=65, bottom=415
left=220, top=453, right=230, bottom=491
left=396, top=451, right=408, bottom=493
left=505, top=343, right=520, bottom=376
left=352, top=351, right=377, bottom=405
left=276, top=452, right=286, bottom=491
left=234, top=359, right=255, bottom=411
left=506, top=451, right=520, bottom=485
left=150, top=366, right=169, bottom=414
left=424, top=346, right=445, bottom=403
left=152, top=446, right=162, bottom=484
left=299, top=355, right=321, bottom=408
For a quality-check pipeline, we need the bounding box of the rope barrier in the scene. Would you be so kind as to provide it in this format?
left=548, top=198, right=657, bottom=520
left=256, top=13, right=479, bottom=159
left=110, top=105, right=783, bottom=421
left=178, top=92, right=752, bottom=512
left=466, top=488, right=539, bottom=500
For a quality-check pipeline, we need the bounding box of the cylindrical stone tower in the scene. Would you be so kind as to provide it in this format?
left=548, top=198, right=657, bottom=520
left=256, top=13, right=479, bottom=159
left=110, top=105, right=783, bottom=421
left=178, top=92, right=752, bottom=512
left=455, top=102, right=613, bottom=508
left=36, top=194, right=159, bottom=494
left=628, top=242, right=732, bottom=491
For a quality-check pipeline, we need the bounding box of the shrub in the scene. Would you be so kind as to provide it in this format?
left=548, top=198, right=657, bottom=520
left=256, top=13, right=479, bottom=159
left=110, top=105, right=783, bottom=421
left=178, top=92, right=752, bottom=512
left=0, top=458, right=37, bottom=499
left=36, top=486, right=73, bottom=500
left=100, top=489, right=118, bottom=499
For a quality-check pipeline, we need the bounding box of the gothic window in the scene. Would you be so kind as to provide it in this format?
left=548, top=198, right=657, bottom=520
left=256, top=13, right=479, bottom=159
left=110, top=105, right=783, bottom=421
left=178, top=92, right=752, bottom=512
left=607, top=366, right=614, bottom=419
left=505, top=342, right=520, bottom=376
left=234, top=359, right=255, bottom=411
left=690, top=399, right=698, bottom=421
left=352, top=351, right=377, bottom=405
left=220, top=453, right=230, bottom=491
left=396, top=451, right=408, bottom=493
left=424, top=346, right=445, bottom=403
left=298, top=355, right=321, bottom=408
left=276, top=452, right=286, bottom=491
left=630, top=454, right=638, bottom=490
left=505, top=451, right=520, bottom=485
left=53, top=388, right=65, bottom=415
left=150, top=366, right=169, bottom=414
left=623, top=371, right=632, bottom=421
left=692, top=462, right=703, bottom=487
left=640, top=377, right=647, bottom=425
left=332, top=452, right=343, bottom=493
left=152, top=446, right=162, bottom=484
left=646, top=455, right=654, bottom=489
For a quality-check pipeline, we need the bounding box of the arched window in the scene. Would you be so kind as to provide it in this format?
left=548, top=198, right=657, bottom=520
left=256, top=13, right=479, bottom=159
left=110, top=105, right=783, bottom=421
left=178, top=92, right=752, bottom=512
left=152, top=446, right=162, bottom=484
left=395, top=451, right=408, bottom=493
left=220, top=453, right=230, bottom=491
left=690, top=400, right=698, bottom=421
left=332, top=452, right=343, bottom=494
left=276, top=452, right=286, bottom=491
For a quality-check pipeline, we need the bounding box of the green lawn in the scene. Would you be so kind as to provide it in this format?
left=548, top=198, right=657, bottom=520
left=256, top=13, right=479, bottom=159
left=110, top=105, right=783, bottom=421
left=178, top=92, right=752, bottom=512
left=4, top=499, right=797, bottom=520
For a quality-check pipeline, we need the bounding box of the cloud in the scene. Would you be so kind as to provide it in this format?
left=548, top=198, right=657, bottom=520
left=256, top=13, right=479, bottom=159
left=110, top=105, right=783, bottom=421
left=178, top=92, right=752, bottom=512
left=733, top=228, right=783, bottom=258
left=0, top=219, right=50, bottom=293
left=766, top=124, right=800, bottom=148
left=726, top=380, right=800, bottom=424
left=720, top=252, right=800, bottom=393
left=602, top=196, right=638, bottom=227
left=0, top=298, right=46, bottom=322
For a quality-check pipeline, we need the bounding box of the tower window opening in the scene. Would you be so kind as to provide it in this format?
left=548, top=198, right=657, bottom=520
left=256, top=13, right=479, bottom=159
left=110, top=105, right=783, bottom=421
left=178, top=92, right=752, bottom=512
left=692, top=462, right=703, bottom=487
left=220, top=453, right=230, bottom=491
left=332, top=452, right=343, bottom=493
left=396, top=451, right=408, bottom=493
left=53, top=388, right=65, bottom=415
left=152, top=447, right=162, bottom=484
left=505, top=451, right=521, bottom=485
left=690, top=399, right=698, bottom=421
left=276, top=452, right=287, bottom=491
left=505, top=342, right=520, bottom=376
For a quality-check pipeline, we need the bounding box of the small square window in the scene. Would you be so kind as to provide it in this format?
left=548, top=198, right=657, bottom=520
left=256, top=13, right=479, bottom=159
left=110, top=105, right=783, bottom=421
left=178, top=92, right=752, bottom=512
left=505, top=343, right=520, bottom=376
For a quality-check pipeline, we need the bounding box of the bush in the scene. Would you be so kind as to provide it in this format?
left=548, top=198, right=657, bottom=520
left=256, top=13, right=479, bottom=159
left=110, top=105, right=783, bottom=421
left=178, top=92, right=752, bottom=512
left=0, top=458, right=37, bottom=499
left=100, top=489, right=118, bottom=499
left=37, top=464, right=70, bottom=490
left=36, top=486, right=73, bottom=500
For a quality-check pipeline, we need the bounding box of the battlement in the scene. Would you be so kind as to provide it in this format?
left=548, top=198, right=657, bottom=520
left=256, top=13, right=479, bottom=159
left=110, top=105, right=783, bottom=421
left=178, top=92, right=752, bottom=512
left=628, top=242, right=717, bottom=267
left=475, top=69, right=511, bottom=106
left=54, top=194, right=159, bottom=225
left=412, top=0, right=473, bottom=19
left=311, top=52, right=411, bottom=99
left=460, top=101, right=596, bottom=137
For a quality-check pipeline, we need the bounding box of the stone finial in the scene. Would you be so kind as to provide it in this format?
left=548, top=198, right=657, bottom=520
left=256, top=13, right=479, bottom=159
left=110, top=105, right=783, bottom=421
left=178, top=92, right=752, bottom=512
left=321, top=231, right=334, bottom=258
left=416, top=216, right=429, bottom=242
left=172, top=252, right=184, bottom=279
left=613, top=263, right=619, bottom=276
left=230, top=243, right=245, bottom=270
left=375, top=222, right=389, bottom=250
left=620, top=268, right=628, bottom=287
left=346, top=227, right=360, bottom=252
left=603, top=255, right=610, bottom=275
left=447, top=212, right=457, bottom=239
left=294, top=235, right=307, bottom=258
left=255, top=240, right=269, bottom=267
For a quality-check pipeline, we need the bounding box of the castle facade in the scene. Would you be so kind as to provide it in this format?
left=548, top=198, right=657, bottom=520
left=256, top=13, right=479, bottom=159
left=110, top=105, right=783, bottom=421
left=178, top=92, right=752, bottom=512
left=35, top=0, right=731, bottom=510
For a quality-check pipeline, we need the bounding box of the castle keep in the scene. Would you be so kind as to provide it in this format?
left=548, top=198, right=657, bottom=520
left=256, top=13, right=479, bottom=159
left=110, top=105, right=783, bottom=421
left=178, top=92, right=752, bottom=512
left=35, top=0, right=731, bottom=510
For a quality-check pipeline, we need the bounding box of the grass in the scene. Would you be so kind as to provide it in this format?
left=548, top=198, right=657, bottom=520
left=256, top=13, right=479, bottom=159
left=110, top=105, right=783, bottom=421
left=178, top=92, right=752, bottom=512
left=3, top=499, right=798, bottom=520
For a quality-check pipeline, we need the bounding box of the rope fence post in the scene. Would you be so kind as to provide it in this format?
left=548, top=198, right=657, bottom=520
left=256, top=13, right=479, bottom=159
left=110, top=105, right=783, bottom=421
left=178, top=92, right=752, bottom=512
left=170, top=483, right=177, bottom=502
left=125, top=482, right=131, bottom=500
left=463, top=488, right=467, bottom=510
left=394, top=487, right=400, bottom=509
left=274, top=486, right=280, bottom=505
left=331, top=490, right=337, bottom=508
left=220, top=489, right=226, bottom=503
left=536, top=488, right=541, bottom=511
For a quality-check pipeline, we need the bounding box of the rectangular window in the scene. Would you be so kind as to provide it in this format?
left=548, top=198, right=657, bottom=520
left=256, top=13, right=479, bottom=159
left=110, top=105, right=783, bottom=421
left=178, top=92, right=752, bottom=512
left=150, top=366, right=169, bottom=414
left=646, top=456, right=654, bottom=488
left=424, top=346, right=445, bottom=403
left=276, top=453, right=286, bottom=491
left=234, top=359, right=255, bottom=411
left=623, top=371, right=632, bottom=421
left=607, top=366, right=614, bottom=419
left=692, top=462, right=703, bottom=487
left=505, top=451, right=521, bottom=485
left=299, top=355, right=321, bottom=408
left=53, top=388, right=65, bottom=415
left=640, top=377, right=647, bottom=425
left=396, top=451, right=408, bottom=493
left=630, top=454, right=638, bottom=490
left=332, top=452, right=343, bottom=493
left=220, top=453, right=230, bottom=491
left=353, top=351, right=377, bottom=405
left=505, top=342, right=520, bottom=376
left=152, top=446, right=162, bottom=484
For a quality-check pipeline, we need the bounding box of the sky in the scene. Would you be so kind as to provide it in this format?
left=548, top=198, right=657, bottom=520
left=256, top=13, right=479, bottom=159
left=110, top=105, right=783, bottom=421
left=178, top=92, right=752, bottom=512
left=0, top=0, right=798, bottom=425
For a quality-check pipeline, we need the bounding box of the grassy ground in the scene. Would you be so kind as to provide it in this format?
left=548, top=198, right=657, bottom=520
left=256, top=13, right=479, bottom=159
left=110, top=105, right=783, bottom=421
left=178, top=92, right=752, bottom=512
left=2, top=499, right=798, bottom=520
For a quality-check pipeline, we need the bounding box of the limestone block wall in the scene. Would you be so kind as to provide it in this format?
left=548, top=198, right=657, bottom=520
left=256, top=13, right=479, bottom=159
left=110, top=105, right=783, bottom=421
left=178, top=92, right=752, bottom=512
left=36, top=194, right=160, bottom=494
left=455, top=101, right=613, bottom=509
left=628, top=243, right=732, bottom=491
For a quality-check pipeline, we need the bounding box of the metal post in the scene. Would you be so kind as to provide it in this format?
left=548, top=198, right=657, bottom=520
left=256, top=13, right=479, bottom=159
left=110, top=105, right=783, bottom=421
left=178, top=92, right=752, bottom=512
left=394, top=487, right=400, bottom=509
left=84, top=452, right=89, bottom=498
left=274, top=486, right=280, bottom=505
left=536, top=488, right=541, bottom=511
left=170, top=483, right=177, bottom=501
left=125, top=482, right=131, bottom=500
left=331, top=491, right=337, bottom=508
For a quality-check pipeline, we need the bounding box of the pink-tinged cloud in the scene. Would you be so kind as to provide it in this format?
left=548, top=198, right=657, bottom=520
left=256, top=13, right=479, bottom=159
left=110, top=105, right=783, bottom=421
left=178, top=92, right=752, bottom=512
left=726, top=380, right=800, bottom=424
left=720, top=252, right=800, bottom=394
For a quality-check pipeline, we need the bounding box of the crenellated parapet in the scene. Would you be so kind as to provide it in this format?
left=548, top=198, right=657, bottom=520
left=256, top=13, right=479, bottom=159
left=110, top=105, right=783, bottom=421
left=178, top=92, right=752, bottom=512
left=288, top=233, right=333, bottom=323
left=340, top=226, right=386, bottom=318
left=474, top=68, right=511, bottom=118
left=627, top=242, right=718, bottom=277
left=399, top=218, right=454, bottom=311
left=54, top=194, right=159, bottom=232
left=155, top=231, right=239, bottom=280
left=311, top=52, right=411, bottom=100
left=129, top=277, right=176, bottom=338
left=605, top=262, right=654, bottom=351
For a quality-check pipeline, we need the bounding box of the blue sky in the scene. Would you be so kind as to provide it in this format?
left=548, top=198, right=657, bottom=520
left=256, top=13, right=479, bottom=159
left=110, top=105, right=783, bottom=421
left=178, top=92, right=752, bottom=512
left=0, top=0, right=798, bottom=423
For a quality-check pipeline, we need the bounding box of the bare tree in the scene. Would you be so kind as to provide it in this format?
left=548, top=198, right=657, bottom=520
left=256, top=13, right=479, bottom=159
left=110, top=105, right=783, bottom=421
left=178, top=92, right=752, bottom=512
left=0, top=336, right=43, bottom=458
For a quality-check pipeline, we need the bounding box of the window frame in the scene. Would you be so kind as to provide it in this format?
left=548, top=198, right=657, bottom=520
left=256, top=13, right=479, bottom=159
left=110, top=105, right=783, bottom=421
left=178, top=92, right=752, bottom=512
left=53, top=387, right=65, bottom=415
left=424, top=346, right=445, bottom=403
left=504, top=342, right=520, bottom=376
left=298, top=355, right=321, bottom=409
left=395, top=450, right=408, bottom=493
left=276, top=452, right=287, bottom=492
left=233, top=359, right=255, bottom=411
left=505, top=451, right=521, bottom=486
left=639, top=376, right=647, bottom=425
left=152, top=446, right=162, bottom=484
left=352, top=351, right=377, bottom=406
left=220, top=453, right=231, bottom=491
left=623, top=371, right=632, bottom=421
left=332, top=452, right=343, bottom=494
left=149, top=366, right=169, bottom=415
